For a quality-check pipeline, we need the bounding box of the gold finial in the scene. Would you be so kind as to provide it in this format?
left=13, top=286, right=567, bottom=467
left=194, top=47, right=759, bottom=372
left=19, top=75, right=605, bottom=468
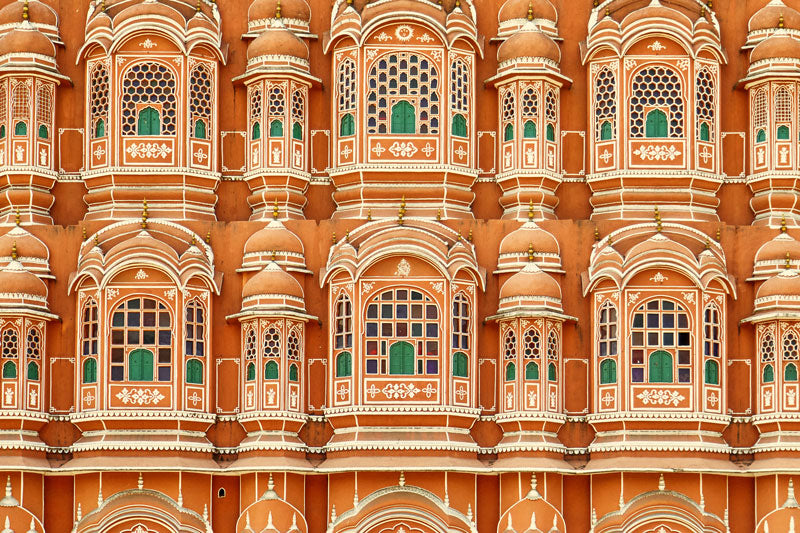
left=594, top=227, right=600, bottom=241
left=528, top=199, right=535, bottom=221
left=273, top=199, right=279, bottom=220
left=93, top=234, right=99, bottom=247
left=528, top=243, right=535, bottom=262
left=457, top=230, right=462, bottom=241
left=468, top=229, right=473, bottom=242
left=527, top=1, right=533, bottom=21
left=22, top=0, right=28, bottom=21
left=191, top=235, right=196, bottom=246
left=367, top=208, right=372, bottom=221
left=271, top=249, right=277, bottom=261
left=100, top=0, right=106, bottom=13
left=605, top=7, right=610, bottom=17
left=593, top=0, right=599, bottom=7
left=715, top=227, right=721, bottom=241
left=332, top=232, right=337, bottom=244
left=705, top=237, right=711, bottom=250
left=205, top=230, right=211, bottom=244
left=455, top=0, right=460, bottom=7
left=346, top=0, right=353, bottom=5
left=782, top=215, right=788, bottom=233
left=700, top=5, right=705, bottom=16
left=345, top=231, right=350, bottom=243
left=82, top=226, right=87, bottom=241
left=14, top=208, right=20, bottom=226
left=607, top=234, right=613, bottom=246
left=436, top=208, right=442, bottom=221
left=707, top=0, right=712, bottom=8
left=196, top=0, right=202, bottom=13
left=780, top=13, right=785, bottom=28
left=398, top=196, right=406, bottom=226
left=275, top=0, right=282, bottom=19
left=654, top=206, right=662, bottom=233
left=10, top=241, right=17, bottom=261
left=787, top=252, right=792, bottom=270
left=141, top=199, right=148, bottom=229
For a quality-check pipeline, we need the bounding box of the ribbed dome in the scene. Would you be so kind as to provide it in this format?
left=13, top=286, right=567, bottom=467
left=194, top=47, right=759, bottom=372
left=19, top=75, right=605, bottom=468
left=360, top=0, right=447, bottom=27
left=0, top=23, right=54, bottom=57
left=0, top=0, right=57, bottom=28
left=0, top=229, right=48, bottom=262
left=499, top=222, right=560, bottom=257
left=187, top=12, right=216, bottom=32
left=250, top=0, right=310, bottom=22
left=113, top=1, right=187, bottom=27
left=244, top=220, right=304, bottom=257
left=751, top=34, right=800, bottom=62
left=749, top=0, right=800, bottom=32
left=247, top=24, right=309, bottom=60
left=498, top=0, right=556, bottom=24
left=757, top=268, right=800, bottom=300
left=499, top=262, right=561, bottom=302
left=242, top=262, right=304, bottom=300
left=756, top=233, right=800, bottom=264
left=86, top=10, right=112, bottom=33
left=497, top=23, right=560, bottom=64
left=0, top=260, right=47, bottom=299
left=620, top=2, right=692, bottom=32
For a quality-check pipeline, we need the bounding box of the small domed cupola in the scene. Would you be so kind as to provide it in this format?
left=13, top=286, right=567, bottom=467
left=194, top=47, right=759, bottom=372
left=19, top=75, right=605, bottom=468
left=498, top=0, right=557, bottom=38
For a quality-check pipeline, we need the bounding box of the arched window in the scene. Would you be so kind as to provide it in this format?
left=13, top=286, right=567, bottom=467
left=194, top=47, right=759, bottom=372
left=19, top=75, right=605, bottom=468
left=0, top=85, right=6, bottom=139
left=287, top=330, right=301, bottom=365
left=787, top=362, right=799, bottom=382
left=337, top=57, right=357, bottom=115
left=450, top=59, right=469, bottom=117
left=35, top=84, right=52, bottom=140
left=121, top=62, right=176, bottom=136
left=1, top=328, right=17, bottom=359
left=250, top=86, right=263, bottom=141
left=452, top=352, right=468, bottom=377
left=185, top=301, right=205, bottom=358
left=452, top=294, right=470, bottom=351
left=703, top=304, right=721, bottom=358
left=544, top=89, right=557, bottom=141
left=503, top=329, right=517, bottom=374
left=600, top=359, right=616, bottom=384
left=289, top=363, right=299, bottom=382
left=595, top=67, right=616, bottom=141
left=11, top=83, right=28, bottom=134
left=502, top=89, right=515, bottom=141
left=645, top=109, right=668, bottom=138
left=89, top=62, right=109, bottom=139
left=784, top=331, right=799, bottom=381
left=452, top=114, right=467, bottom=137
left=128, top=348, right=154, bottom=381
left=389, top=341, right=414, bottom=375
left=754, top=89, right=767, bottom=141
left=83, top=358, right=97, bottom=384
left=340, top=113, right=355, bottom=137
left=334, top=294, right=353, bottom=350
left=505, top=362, right=516, bottom=381
left=268, top=85, right=285, bottom=137
left=391, top=101, right=415, bottom=134
left=648, top=350, right=673, bottom=383
left=598, top=302, right=618, bottom=357
left=761, top=330, right=776, bottom=385
left=189, top=63, right=213, bottom=140
left=14, top=122, right=26, bottom=136
left=244, top=328, right=257, bottom=376
left=246, top=362, right=256, bottom=381
left=764, top=363, right=775, bottom=383
left=547, top=362, right=557, bottom=381
left=137, top=107, right=161, bottom=136
left=26, top=362, right=38, bottom=381
left=775, top=86, right=792, bottom=125
left=704, top=359, right=719, bottom=385
left=525, top=361, right=539, bottom=380
left=336, top=352, right=352, bottom=378
left=367, top=52, right=439, bottom=134
left=110, top=297, right=172, bottom=382
left=631, top=299, right=691, bottom=384
left=365, top=289, right=440, bottom=375
left=2, top=361, right=15, bottom=379
left=265, top=360, right=279, bottom=379
left=546, top=329, right=559, bottom=363
left=524, top=120, right=537, bottom=139
left=0, top=126, right=5, bottom=139
left=695, top=68, right=715, bottom=142
left=778, top=125, right=791, bottom=140
left=186, top=360, right=203, bottom=385
left=523, top=328, right=540, bottom=367
left=631, top=66, right=684, bottom=138
left=291, top=89, right=304, bottom=141
left=522, top=86, right=538, bottom=139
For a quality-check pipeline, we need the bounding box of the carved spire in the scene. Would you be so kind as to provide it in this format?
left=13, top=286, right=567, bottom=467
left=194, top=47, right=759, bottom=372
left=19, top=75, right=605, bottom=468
left=658, top=474, right=665, bottom=491
left=785, top=478, right=799, bottom=508
left=526, top=472, right=541, bottom=500
left=0, top=477, right=17, bottom=507
left=399, top=471, right=406, bottom=486
left=267, top=511, right=275, bottom=530
left=26, top=517, right=36, bottom=533
left=137, top=472, right=144, bottom=489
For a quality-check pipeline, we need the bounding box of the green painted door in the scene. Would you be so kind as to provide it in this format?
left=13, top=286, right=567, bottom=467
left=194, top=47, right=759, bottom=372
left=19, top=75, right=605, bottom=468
left=391, top=101, right=415, bottom=134
left=389, top=341, right=414, bottom=375
left=137, top=107, right=160, bottom=135
left=649, top=350, right=673, bottom=383
left=645, top=109, right=667, bottom=138
left=129, top=348, right=154, bottom=381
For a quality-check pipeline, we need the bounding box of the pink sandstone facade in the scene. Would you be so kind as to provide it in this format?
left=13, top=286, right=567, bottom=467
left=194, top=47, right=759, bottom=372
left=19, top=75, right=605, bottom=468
left=0, top=0, right=800, bottom=531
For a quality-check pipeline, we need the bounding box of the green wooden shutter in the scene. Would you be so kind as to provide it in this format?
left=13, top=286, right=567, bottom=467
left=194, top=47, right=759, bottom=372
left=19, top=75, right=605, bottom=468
left=600, top=359, right=616, bottom=384
left=764, top=364, right=775, bottom=383
left=2, top=361, right=15, bottom=379
left=600, top=121, right=612, bottom=140
left=645, top=109, right=668, bottom=138
left=265, top=360, right=279, bottom=379
left=129, top=349, right=154, bottom=381
left=504, top=123, right=514, bottom=141
left=186, top=359, right=203, bottom=384
left=83, top=358, right=97, bottom=384
left=525, top=361, right=539, bottom=380
left=389, top=341, right=414, bottom=375
left=27, top=362, right=39, bottom=381
left=548, top=362, right=557, bottom=381
left=336, top=352, right=352, bottom=377
left=649, top=350, right=673, bottom=383
left=194, top=119, right=207, bottom=139
left=757, top=129, right=766, bottom=143
left=269, top=119, right=283, bottom=137
left=391, top=101, right=415, bottom=134
left=523, top=120, right=537, bottom=139
left=95, top=119, right=105, bottom=139
left=505, top=362, right=515, bottom=381
left=340, top=114, right=354, bottom=137
left=452, top=114, right=467, bottom=137
left=252, top=122, right=261, bottom=140
left=778, top=125, right=791, bottom=140
left=700, top=122, right=710, bottom=142
left=704, top=360, right=719, bottom=385
left=138, top=107, right=160, bottom=136
left=289, top=364, right=299, bottom=382
left=14, top=122, right=26, bottom=136
left=246, top=362, right=255, bottom=381
left=786, top=363, right=798, bottom=382
left=292, top=121, right=303, bottom=140
left=453, top=352, right=467, bottom=377
left=546, top=124, right=555, bottom=142
left=38, top=125, right=48, bottom=139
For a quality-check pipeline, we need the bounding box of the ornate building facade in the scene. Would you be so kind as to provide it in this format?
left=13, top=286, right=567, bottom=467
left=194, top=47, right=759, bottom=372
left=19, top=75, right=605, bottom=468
left=0, top=0, right=799, bottom=531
